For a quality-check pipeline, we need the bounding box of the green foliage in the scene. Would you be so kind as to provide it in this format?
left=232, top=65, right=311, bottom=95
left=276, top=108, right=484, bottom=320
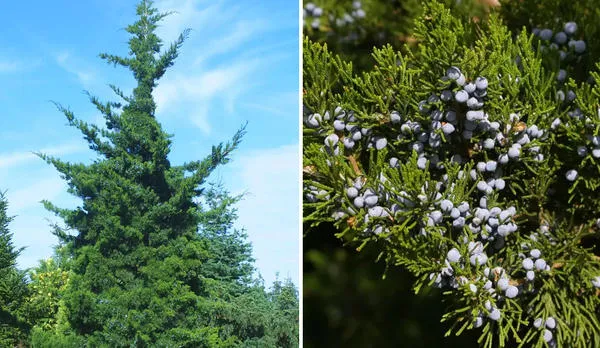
left=303, top=0, right=495, bottom=72
left=303, top=1, right=600, bottom=347
left=28, top=0, right=292, bottom=346
left=0, top=191, right=30, bottom=346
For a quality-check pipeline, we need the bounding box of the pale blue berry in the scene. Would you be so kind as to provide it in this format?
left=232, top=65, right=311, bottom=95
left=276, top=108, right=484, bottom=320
left=375, top=137, right=388, bottom=150
left=543, top=329, right=553, bottom=343
left=483, top=138, right=495, bottom=149
left=566, top=169, right=578, bottom=181
left=464, top=82, right=476, bottom=94
left=442, top=123, right=455, bottom=134
left=347, top=187, right=359, bottom=199
left=390, top=111, right=402, bottom=123
left=495, top=178, right=506, bottom=190
left=447, top=66, right=462, bottom=80
left=539, top=29, right=553, bottom=41
left=527, top=270, right=535, bottom=281
left=592, top=276, right=600, bottom=287
left=530, top=249, right=541, bottom=258
left=535, top=258, right=547, bottom=270
left=353, top=196, right=365, bottom=208
left=447, top=248, right=461, bottom=263
left=564, top=22, right=577, bottom=35
left=546, top=317, right=556, bottom=329
left=505, top=285, right=518, bottom=298
left=440, top=199, right=454, bottom=212
left=455, top=90, right=469, bottom=103
left=523, top=258, right=534, bottom=270
left=554, top=31, right=567, bottom=44
left=488, top=308, right=501, bottom=321
left=475, top=77, right=488, bottom=90
left=497, top=278, right=509, bottom=291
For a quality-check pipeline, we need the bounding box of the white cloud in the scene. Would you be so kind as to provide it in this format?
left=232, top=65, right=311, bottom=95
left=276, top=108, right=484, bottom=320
left=225, top=144, right=300, bottom=286
left=0, top=142, right=83, bottom=170
left=0, top=60, right=20, bottom=73
left=193, top=19, right=268, bottom=66
left=55, top=51, right=95, bottom=86
left=6, top=176, right=66, bottom=213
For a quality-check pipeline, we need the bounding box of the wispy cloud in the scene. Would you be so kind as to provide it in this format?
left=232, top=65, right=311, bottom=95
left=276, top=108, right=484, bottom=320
left=226, top=144, right=300, bottom=285
left=0, top=57, right=43, bottom=74
left=0, top=142, right=83, bottom=170
left=6, top=176, right=66, bottom=213
left=193, top=19, right=268, bottom=66
left=55, top=51, right=95, bottom=86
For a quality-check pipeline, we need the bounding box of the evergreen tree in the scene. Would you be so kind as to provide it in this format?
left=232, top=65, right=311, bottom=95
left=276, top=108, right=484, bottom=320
left=0, top=191, right=29, bottom=346
left=197, top=183, right=255, bottom=296
left=38, top=1, right=246, bottom=345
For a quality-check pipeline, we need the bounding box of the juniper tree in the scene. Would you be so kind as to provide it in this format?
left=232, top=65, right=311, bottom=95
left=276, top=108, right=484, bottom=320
left=37, top=1, right=246, bottom=345
left=303, top=1, right=600, bottom=347
left=0, top=192, right=29, bottom=346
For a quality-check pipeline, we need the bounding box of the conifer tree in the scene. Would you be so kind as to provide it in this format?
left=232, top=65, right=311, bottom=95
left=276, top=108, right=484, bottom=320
left=38, top=1, right=246, bottom=345
left=0, top=192, right=29, bottom=346
left=304, top=1, right=600, bottom=347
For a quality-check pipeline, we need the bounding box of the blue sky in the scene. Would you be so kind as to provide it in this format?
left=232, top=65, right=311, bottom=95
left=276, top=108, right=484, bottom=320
left=0, top=0, right=299, bottom=288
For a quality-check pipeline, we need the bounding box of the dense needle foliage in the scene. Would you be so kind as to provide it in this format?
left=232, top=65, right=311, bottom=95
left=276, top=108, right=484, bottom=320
left=304, top=1, right=600, bottom=347
left=1, top=1, right=298, bottom=346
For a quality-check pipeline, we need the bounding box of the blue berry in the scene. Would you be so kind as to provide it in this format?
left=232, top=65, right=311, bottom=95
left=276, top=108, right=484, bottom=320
left=543, top=329, right=553, bottom=343
left=523, top=258, right=534, bottom=270
left=447, top=248, right=461, bottom=263
left=530, top=249, right=541, bottom=258
left=508, top=146, right=520, bottom=159
left=475, top=77, right=488, bottom=90
left=455, top=90, right=469, bottom=103
left=325, top=134, right=339, bottom=147
left=554, top=31, right=567, bottom=44
left=390, top=111, right=402, bottom=123
left=483, top=138, right=495, bottom=149
left=445, top=111, right=457, bottom=123
left=364, top=194, right=378, bottom=207
left=347, top=187, right=359, bottom=199
left=343, top=138, right=355, bottom=149
left=353, top=196, right=365, bottom=208
left=470, top=253, right=488, bottom=266
left=417, top=157, right=428, bottom=169
left=497, top=278, right=509, bottom=291
left=440, top=199, right=454, bottom=212
left=374, top=137, right=388, bottom=150
left=564, top=22, right=577, bottom=36
left=534, top=258, right=547, bottom=270
left=546, top=317, right=556, bottom=329
left=539, top=29, right=553, bottom=41
left=592, top=276, right=600, bottom=287
left=442, top=123, right=455, bottom=134
left=505, top=285, right=518, bottom=298
left=566, top=169, right=578, bottom=181
left=527, top=270, right=535, bottom=281
left=557, top=69, right=567, bottom=82
left=447, top=66, right=462, bottom=80
left=464, top=82, right=476, bottom=94
left=488, top=308, right=501, bottom=321
left=495, top=178, right=506, bottom=190
left=486, top=161, right=497, bottom=172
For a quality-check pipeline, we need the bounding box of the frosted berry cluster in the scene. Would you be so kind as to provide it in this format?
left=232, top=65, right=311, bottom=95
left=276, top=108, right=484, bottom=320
left=303, top=1, right=366, bottom=32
